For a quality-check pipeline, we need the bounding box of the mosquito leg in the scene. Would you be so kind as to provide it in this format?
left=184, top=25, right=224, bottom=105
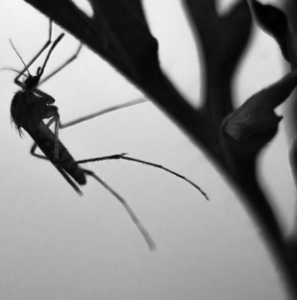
left=38, top=43, right=83, bottom=87
left=83, top=169, right=156, bottom=251
left=59, top=98, right=149, bottom=129
left=54, top=113, right=60, bottom=161
left=14, top=19, right=53, bottom=88
left=64, top=154, right=208, bottom=200
left=30, top=142, right=48, bottom=160
left=119, top=157, right=209, bottom=200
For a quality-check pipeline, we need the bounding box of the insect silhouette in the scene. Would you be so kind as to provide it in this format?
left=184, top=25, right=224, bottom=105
left=7, top=21, right=208, bottom=250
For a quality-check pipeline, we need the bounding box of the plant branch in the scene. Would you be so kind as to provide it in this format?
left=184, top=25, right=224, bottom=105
left=23, top=0, right=297, bottom=297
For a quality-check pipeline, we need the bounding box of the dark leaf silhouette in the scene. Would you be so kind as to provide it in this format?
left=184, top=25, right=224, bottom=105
left=251, top=1, right=290, bottom=61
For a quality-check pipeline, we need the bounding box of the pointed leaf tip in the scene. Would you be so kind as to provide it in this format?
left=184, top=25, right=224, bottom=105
left=252, top=1, right=290, bottom=61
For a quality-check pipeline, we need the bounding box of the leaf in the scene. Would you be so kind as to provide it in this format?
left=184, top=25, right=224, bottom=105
left=223, top=68, right=297, bottom=140
left=88, top=0, right=159, bottom=82
left=251, top=1, right=290, bottom=61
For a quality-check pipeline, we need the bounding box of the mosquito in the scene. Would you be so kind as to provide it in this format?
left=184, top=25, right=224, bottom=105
left=6, top=21, right=208, bottom=250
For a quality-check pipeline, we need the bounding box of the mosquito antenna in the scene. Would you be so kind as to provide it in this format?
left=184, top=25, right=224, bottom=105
left=9, top=39, right=31, bottom=77
left=69, top=154, right=209, bottom=200
left=83, top=169, right=156, bottom=251
left=1, top=68, right=29, bottom=77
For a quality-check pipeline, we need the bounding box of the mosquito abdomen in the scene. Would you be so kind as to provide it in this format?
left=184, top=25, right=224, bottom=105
left=30, top=124, right=87, bottom=186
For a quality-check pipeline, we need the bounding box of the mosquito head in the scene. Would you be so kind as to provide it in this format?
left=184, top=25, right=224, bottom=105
left=24, top=75, right=40, bottom=90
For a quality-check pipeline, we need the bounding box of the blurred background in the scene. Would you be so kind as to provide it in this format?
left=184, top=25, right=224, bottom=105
left=0, top=0, right=294, bottom=299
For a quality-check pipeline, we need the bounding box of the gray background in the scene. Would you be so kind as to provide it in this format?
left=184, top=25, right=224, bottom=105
left=0, top=0, right=293, bottom=299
